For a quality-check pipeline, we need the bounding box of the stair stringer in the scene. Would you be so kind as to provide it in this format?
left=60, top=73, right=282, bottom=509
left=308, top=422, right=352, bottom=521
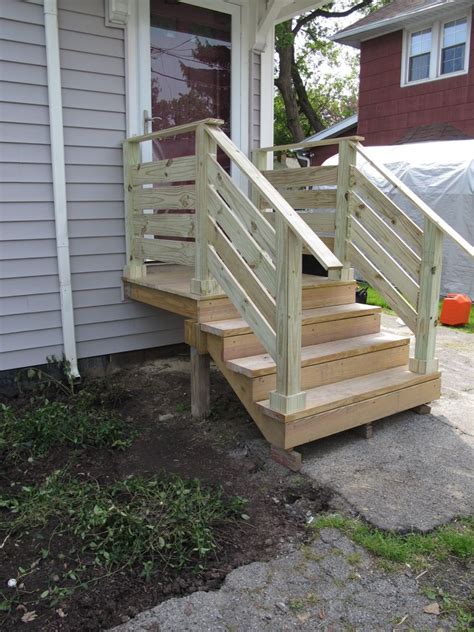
left=206, top=334, right=286, bottom=448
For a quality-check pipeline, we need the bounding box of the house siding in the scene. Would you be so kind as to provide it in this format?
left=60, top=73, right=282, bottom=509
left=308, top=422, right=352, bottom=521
left=251, top=50, right=261, bottom=149
left=0, top=0, right=183, bottom=372
left=357, top=14, right=474, bottom=145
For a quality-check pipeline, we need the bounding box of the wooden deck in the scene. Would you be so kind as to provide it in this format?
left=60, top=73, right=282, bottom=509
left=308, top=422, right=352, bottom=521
left=123, top=263, right=354, bottom=323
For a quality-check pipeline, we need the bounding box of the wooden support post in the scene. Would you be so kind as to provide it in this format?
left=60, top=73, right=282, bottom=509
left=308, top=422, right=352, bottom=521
left=355, top=423, right=373, bottom=439
left=271, top=445, right=302, bottom=472
left=191, top=124, right=221, bottom=296
left=123, top=140, right=146, bottom=279
left=270, top=215, right=306, bottom=415
left=190, top=347, right=210, bottom=418
left=410, top=220, right=443, bottom=375
left=251, top=149, right=268, bottom=208
left=412, top=403, right=432, bottom=415
left=329, top=139, right=356, bottom=281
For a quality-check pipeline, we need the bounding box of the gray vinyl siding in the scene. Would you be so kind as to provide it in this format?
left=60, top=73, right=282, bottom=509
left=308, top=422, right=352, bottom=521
left=251, top=50, right=261, bottom=149
left=0, top=0, right=63, bottom=369
left=0, top=0, right=183, bottom=372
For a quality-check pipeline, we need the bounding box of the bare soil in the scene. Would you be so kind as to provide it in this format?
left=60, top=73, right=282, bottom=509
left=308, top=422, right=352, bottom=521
left=0, top=352, right=331, bottom=631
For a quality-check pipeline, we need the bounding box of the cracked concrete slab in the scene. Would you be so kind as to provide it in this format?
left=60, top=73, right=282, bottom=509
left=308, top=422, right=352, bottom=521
left=112, top=529, right=452, bottom=632
left=300, top=313, right=474, bottom=532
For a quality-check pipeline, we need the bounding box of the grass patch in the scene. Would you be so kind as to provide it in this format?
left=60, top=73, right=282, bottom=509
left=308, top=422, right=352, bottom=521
left=312, top=514, right=474, bottom=568
left=360, top=284, right=474, bottom=333
left=0, top=470, right=245, bottom=613
left=0, top=391, right=132, bottom=464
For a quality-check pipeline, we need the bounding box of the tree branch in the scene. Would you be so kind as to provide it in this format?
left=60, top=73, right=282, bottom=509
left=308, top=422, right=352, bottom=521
left=293, top=0, right=377, bottom=34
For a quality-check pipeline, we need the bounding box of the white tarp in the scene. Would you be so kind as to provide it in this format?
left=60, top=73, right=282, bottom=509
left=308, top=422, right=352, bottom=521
left=325, top=140, right=474, bottom=298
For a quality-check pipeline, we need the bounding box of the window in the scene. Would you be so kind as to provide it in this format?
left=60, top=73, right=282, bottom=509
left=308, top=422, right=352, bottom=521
left=402, top=14, right=471, bottom=85
left=441, top=18, right=468, bottom=75
left=408, top=28, right=432, bottom=81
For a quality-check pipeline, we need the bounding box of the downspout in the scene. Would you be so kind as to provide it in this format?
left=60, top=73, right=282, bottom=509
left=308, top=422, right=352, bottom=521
left=43, top=0, right=80, bottom=378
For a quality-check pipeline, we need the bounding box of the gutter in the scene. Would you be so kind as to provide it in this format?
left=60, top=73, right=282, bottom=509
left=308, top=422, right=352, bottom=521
left=332, top=1, right=455, bottom=46
left=43, top=0, right=80, bottom=378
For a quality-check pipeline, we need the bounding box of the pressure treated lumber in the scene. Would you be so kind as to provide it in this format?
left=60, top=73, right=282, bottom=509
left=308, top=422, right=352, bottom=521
left=261, top=166, right=337, bottom=188
left=270, top=214, right=305, bottom=414
left=351, top=167, right=423, bottom=255
left=258, top=366, right=441, bottom=423
left=234, top=338, right=409, bottom=402
left=226, top=332, right=409, bottom=377
left=131, top=155, right=196, bottom=185
left=282, top=377, right=441, bottom=449
left=133, top=185, right=196, bottom=210
left=201, top=303, right=381, bottom=338
left=190, top=347, right=210, bottom=418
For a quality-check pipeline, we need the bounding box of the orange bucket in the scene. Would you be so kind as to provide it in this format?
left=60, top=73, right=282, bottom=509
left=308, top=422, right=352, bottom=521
left=440, top=293, right=472, bottom=326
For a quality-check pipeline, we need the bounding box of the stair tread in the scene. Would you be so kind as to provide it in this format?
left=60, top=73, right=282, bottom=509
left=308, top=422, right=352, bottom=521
left=201, top=303, right=381, bottom=337
left=226, top=332, right=410, bottom=377
left=258, top=366, right=440, bottom=423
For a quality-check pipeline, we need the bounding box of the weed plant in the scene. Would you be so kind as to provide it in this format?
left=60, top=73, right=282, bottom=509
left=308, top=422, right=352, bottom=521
left=0, top=470, right=246, bottom=613
left=0, top=391, right=132, bottom=463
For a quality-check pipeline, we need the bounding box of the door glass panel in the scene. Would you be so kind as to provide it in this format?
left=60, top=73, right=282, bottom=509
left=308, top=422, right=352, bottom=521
left=150, top=0, right=231, bottom=160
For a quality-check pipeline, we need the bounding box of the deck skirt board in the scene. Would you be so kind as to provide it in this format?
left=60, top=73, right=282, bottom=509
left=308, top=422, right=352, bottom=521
left=258, top=367, right=440, bottom=423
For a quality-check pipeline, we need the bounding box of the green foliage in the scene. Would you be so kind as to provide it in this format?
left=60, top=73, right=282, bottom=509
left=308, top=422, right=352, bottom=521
left=361, top=284, right=474, bottom=333
left=15, top=355, right=76, bottom=397
left=311, top=514, right=474, bottom=568
left=0, top=470, right=246, bottom=584
left=0, top=391, right=132, bottom=463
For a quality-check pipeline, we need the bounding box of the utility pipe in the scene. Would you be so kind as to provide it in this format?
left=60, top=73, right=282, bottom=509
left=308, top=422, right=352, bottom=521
left=43, top=0, right=80, bottom=378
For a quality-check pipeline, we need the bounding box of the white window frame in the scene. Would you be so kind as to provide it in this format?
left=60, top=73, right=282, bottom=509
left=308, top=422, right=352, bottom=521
left=401, top=11, right=471, bottom=87
left=126, top=0, right=248, bottom=166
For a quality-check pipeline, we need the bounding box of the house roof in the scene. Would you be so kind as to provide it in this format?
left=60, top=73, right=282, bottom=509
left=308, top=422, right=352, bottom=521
left=333, top=0, right=474, bottom=48
left=304, top=114, right=358, bottom=142
left=396, top=123, right=472, bottom=143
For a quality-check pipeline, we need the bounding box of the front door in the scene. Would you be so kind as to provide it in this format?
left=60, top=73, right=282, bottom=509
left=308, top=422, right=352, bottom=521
left=150, top=0, right=232, bottom=161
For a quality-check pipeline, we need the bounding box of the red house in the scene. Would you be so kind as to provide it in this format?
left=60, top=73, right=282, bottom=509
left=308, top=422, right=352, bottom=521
left=330, top=0, right=474, bottom=149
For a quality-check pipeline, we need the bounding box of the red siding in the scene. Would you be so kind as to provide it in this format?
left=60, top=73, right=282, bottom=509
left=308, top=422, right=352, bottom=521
left=357, top=15, right=474, bottom=145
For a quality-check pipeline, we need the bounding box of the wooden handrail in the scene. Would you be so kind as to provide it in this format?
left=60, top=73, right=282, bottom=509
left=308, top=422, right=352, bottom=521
left=207, top=126, right=343, bottom=272
left=124, top=118, right=224, bottom=145
left=353, top=143, right=474, bottom=259
left=256, top=135, right=365, bottom=155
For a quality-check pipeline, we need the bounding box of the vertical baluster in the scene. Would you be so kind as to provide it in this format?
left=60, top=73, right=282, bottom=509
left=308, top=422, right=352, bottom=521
left=270, top=214, right=306, bottom=415
left=251, top=148, right=268, bottom=209
left=191, top=124, right=221, bottom=295
left=123, top=140, right=145, bottom=279
left=410, top=219, right=443, bottom=374
left=329, top=139, right=356, bottom=281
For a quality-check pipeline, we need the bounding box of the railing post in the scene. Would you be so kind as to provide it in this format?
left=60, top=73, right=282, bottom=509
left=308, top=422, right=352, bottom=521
left=410, top=219, right=443, bottom=375
left=270, top=214, right=306, bottom=415
left=191, top=124, right=221, bottom=296
left=123, top=139, right=145, bottom=279
left=329, top=139, right=356, bottom=281
left=251, top=148, right=268, bottom=208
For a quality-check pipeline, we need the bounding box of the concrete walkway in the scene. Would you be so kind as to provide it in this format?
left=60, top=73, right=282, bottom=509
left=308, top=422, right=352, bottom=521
left=113, top=528, right=451, bottom=632
left=301, top=313, right=474, bottom=532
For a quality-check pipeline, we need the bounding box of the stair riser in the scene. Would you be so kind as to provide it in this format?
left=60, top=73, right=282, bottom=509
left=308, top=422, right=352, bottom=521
left=249, top=344, right=409, bottom=401
left=197, top=283, right=356, bottom=323
left=302, top=283, right=356, bottom=309
left=222, top=313, right=382, bottom=361
left=283, top=378, right=441, bottom=449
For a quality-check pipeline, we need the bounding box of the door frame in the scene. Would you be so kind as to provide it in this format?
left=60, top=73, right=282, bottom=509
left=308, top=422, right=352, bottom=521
left=126, top=0, right=249, bottom=163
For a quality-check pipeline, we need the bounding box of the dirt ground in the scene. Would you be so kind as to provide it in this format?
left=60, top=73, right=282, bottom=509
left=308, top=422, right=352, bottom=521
left=0, top=350, right=332, bottom=631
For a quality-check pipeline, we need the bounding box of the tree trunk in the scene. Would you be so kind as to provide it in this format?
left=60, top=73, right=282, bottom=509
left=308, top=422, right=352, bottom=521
left=275, top=22, right=305, bottom=142
left=291, top=60, right=324, bottom=134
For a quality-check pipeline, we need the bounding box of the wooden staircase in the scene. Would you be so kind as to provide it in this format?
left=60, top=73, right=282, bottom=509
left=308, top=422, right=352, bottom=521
left=122, top=119, right=473, bottom=465
left=198, top=276, right=440, bottom=450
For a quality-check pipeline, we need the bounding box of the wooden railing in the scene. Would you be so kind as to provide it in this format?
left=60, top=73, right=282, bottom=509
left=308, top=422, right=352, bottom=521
left=348, top=141, right=473, bottom=375
left=252, top=136, right=474, bottom=378
left=124, top=121, right=473, bottom=414
left=123, top=120, right=343, bottom=415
